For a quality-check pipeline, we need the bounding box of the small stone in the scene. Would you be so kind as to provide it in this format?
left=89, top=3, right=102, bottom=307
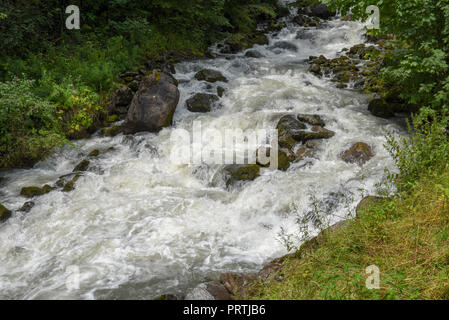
left=297, top=114, right=326, bottom=127
left=194, top=69, right=228, bottom=83
left=63, top=175, right=81, bottom=192
left=20, top=186, right=45, bottom=198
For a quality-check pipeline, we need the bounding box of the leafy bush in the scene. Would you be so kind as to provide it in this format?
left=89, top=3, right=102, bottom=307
left=0, top=78, right=66, bottom=167
left=386, top=111, right=449, bottom=191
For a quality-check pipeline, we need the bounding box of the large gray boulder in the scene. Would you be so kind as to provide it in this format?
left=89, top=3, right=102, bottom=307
left=124, top=71, right=180, bottom=134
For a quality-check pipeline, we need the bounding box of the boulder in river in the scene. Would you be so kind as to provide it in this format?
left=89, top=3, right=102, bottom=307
left=297, top=114, right=326, bottom=127
left=20, top=185, right=52, bottom=198
left=194, top=69, right=228, bottom=83
left=19, top=201, right=35, bottom=213
left=186, top=93, right=219, bottom=113
left=108, top=85, right=134, bottom=118
left=123, top=71, right=180, bottom=134
left=73, top=159, right=90, bottom=172
left=292, top=126, right=335, bottom=143
left=185, top=281, right=231, bottom=300
left=269, top=41, right=298, bottom=52
left=245, top=50, right=264, bottom=58
left=224, top=164, right=261, bottom=186
left=277, top=115, right=307, bottom=150
left=341, top=142, right=374, bottom=165
left=0, top=203, right=12, bottom=222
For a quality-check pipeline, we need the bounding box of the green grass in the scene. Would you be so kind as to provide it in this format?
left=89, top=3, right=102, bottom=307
left=245, top=167, right=449, bottom=300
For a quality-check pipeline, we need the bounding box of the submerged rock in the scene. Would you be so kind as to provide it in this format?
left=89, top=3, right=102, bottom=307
left=194, top=69, right=228, bottom=83
left=224, top=164, right=261, bottom=186
left=217, top=86, right=225, bottom=97
left=0, top=203, right=12, bottom=222
left=341, top=142, right=374, bottom=165
left=124, top=71, right=180, bottom=134
left=186, top=93, right=219, bottom=113
left=185, top=281, right=231, bottom=300
left=269, top=41, right=298, bottom=52
left=19, top=201, right=35, bottom=213
left=245, top=50, right=264, bottom=58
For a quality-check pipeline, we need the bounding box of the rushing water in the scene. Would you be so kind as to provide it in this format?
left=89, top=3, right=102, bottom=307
left=0, top=17, right=406, bottom=299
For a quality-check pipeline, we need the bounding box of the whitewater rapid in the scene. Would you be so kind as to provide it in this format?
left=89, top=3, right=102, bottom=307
left=0, top=18, right=406, bottom=299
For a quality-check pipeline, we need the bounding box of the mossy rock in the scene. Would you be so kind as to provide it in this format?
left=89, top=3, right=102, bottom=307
left=0, top=203, right=12, bottom=222
left=368, top=98, right=395, bottom=119
left=186, top=93, right=219, bottom=113
left=277, top=115, right=307, bottom=150
left=297, top=114, right=325, bottom=127
left=224, top=164, right=261, bottom=186
left=194, top=69, right=228, bottom=83
left=88, top=149, right=100, bottom=157
left=73, top=159, right=90, bottom=172
left=20, top=186, right=50, bottom=198
left=278, top=148, right=296, bottom=171
left=63, top=175, right=81, bottom=192
left=292, top=126, right=335, bottom=143
left=103, top=125, right=124, bottom=137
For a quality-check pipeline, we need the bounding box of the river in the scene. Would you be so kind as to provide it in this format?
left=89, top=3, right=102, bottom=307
left=0, top=13, right=406, bottom=299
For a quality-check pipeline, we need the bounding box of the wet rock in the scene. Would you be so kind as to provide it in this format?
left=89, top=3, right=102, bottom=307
left=103, top=125, right=124, bottom=137
left=368, top=98, right=395, bottom=119
left=186, top=93, right=219, bottom=113
left=108, top=86, right=134, bottom=115
left=278, top=148, right=296, bottom=171
left=245, top=50, right=264, bottom=58
left=356, top=196, right=385, bottom=217
left=308, top=63, right=322, bottom=76
left=62, top=174, right=81, bottom=192
left=20, top=186, right=50, bottom=198
left=292, top=126, right=335, bottom=143
left=220, top=273, right=257, bottom=298
left=269, top=41, right=298, bottom=52
left=296, top=29, right=314, bottom=40
left=294, top=146, right=313, bottom=162
left=19, top=201, right=35, bottom=213
left=217, top=86, right=225, bottom=97
left=88, top=149, right=100, bottom=157
left=73, top=159, right=90, bottom=172
left=310, top=3, right=334, bottom=19
left=222, top=32, right=269, bottom=54
left=277, top=115, right=307, bottom=150
left=194, top=69, right=228, bottom=83
left=297, top=114, right=326, bottom=127
left=0, top=203, right=12, bottom=222
left=124, top=71, right=180, bottom=134
left=341, top=142, right=374, bottom=165
left=185, top=281, right=231, bottom=300
left=224, top=164, right=261, bottom=186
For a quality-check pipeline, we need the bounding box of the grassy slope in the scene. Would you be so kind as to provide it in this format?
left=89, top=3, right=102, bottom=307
left=245, top=167, right=449, bottom=300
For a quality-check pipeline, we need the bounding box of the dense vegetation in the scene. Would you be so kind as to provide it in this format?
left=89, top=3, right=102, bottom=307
left=244, top=0, right=449, bottom=300
left=0, top=0, right=285, bottom=168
